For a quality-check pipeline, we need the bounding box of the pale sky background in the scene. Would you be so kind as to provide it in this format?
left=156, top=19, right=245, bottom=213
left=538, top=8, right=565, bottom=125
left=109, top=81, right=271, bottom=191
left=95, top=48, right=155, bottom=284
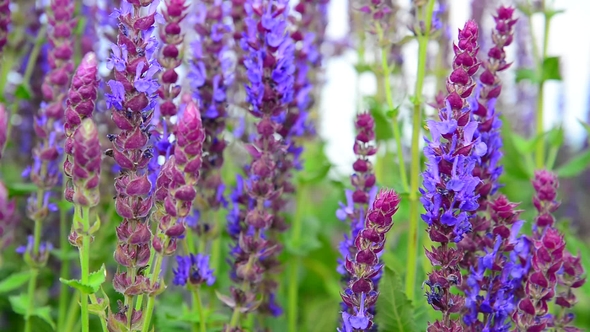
left=319, top=0, right=590, bottom=176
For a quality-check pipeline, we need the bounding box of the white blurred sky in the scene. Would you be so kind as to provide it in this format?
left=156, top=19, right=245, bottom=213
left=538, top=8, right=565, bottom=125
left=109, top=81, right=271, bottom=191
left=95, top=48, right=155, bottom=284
left=319, top=0, right=590, bottom=176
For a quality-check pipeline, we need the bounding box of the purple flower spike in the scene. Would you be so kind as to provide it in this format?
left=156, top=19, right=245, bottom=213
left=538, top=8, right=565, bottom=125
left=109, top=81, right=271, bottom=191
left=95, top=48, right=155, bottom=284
left=188, top=0, right=233, bottom=235
left=340, top=189, right=400, bottom=331
left=64, top=52, right=99, bottom=178
left=0, top=103, right=7, bottom=159
left=173, top=253, right=216, bottom=287
left=106, top=2, right=162, bottom=322
left=0, top=181, right=16, bottom=250
left=513, top=170, right=586, bottom=331
left=223, top=0, right=294, bottom=323
left=421, top=20, right=483, bottom=331
left=70, top=119, right=101, bottom=207
left=0, top=0, right=9, bottom=56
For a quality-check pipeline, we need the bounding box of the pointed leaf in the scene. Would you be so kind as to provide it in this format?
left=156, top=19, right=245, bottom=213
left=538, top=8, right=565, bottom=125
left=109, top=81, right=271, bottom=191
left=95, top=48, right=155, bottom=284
left=547, top=126, right=564, bottom=148
left=515, top=68, right=538, bottom=83
left=0, top=271, right=31, bottom=293
left=59, top=264, right=107, bottom=294
left=542, top=56, right=562, bottom=81
left=556, top=150, right=590, bottom=178
left=376, top=267, right=416, bottom=332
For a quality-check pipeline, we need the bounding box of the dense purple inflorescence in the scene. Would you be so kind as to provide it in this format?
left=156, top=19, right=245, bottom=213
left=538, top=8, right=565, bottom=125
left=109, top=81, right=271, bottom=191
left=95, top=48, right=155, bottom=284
left=421, top=20, right=486, bottom=331
left=105, top=0, right=162, bottom=328
left=221, top=0, right=294, bottom=323
left=0, top=0, right=9, bottom=55
left=339, top=189, right=400, bottom=332
left=188, top=0, right=233, bottom=234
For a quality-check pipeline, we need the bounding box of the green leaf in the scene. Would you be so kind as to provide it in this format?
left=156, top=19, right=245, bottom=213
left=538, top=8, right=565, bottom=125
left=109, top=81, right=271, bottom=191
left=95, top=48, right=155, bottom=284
left=547, top=126, right=564, bottom=148
left=511, top=133, right=538, bottom=154
left=556, top=150, right=590, bottom=178
left=376, top=267, right=416, bottom=332
left=577, top=119, right=590, bottom=145
left=515, top=68, right=538, bottom=83
left=0, top=271, right=31, bottom=293
left=500, top=119, right=533, bottom=180
left=15, top=84, right=32, bottom=100
left=59, top=264, right=107, bottom=294
left=542, top=56, right=562, bottom=81
left=5, top=182, right=37, bottom=195
left=9, top=294, right=56, bottom=329
left=297, top=142, right=332, bottom=184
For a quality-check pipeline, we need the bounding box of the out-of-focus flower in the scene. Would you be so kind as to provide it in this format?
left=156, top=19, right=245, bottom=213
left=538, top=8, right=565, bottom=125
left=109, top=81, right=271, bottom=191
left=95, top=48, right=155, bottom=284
left=0, top=0, right=9, bottom=57
left=172, top=253, right=216, bottom=286
left=0, top=104, right=7, bottom=159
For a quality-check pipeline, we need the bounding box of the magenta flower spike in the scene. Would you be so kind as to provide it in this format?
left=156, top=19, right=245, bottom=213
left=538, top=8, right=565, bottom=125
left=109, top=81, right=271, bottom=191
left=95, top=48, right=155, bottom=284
left=0, top=103, right=7, bottom=159
left=339, top=189, right=400, bottom=332
left=71, top=119, right=101, bottom=207
left=0, top=0, right=9, bottom=55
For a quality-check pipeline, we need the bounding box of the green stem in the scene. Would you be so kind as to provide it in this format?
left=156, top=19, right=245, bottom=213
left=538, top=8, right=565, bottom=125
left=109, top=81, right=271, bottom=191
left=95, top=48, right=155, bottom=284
left=58, top=183, right=71, bottom=330
left=64, top=292, right=81, bottom=332
left=78, top=206, right=91, bottom=332
left=24, top=190, right=44, bottom=332
left=375, top=23, right=409, bottom=193
left=287, top=185, right=306, bottom=332
left=228, top=306, right=241, bottom=330
left=405, top=0, right=436, bottom=302
left=535, top=10, right=551, bottom=169
left=192, top=286, right=206, bottom=332
left=141, top=247, right=166, bottom=332
left=210, top=212, right=222, bottom=274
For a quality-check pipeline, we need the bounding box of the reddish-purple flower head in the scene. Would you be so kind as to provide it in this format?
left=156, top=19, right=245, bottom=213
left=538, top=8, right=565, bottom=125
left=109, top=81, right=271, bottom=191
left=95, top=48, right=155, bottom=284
left=71, top=119, right=101, bottom=206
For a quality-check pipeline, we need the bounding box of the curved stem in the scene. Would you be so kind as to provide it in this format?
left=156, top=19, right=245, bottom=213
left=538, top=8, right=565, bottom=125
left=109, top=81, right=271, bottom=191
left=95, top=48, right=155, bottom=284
left=58, top=184, right=71, bottom=330
left=375, top=23, right=409, bottom=193
left=192, top=286, right=206, bottom=332
left=406, top=0, right=436, bottom=302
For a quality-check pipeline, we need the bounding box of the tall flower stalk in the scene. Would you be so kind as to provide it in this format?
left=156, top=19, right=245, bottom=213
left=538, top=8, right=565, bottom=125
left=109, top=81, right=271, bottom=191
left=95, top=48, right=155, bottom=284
left=62, top=52, right=100, bottom=332
left=220, top=0, right=294, bottom=329
left=104, top=1, right=160, bottom=330
left=23, top=1, right=75, bottom=331
left=421, top=20, right=486, bottom=331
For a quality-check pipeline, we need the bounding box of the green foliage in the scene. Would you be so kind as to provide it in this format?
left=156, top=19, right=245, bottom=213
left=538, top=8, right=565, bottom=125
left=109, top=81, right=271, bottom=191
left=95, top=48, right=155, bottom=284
left=376, top=267, right=418, bottom=332
left=542, top=56, right=562, bottom=81
left=9, top=294, right=55, bottom=329
left=556, top=150, right=590, bottom=178
left=0, top=271, right=31, bottom=293
left=59, top=264, right=107, bottom=294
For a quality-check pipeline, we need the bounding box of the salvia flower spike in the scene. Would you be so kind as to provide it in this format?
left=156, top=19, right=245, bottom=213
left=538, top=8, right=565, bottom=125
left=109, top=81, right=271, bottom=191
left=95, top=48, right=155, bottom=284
left=105, top=1, right=161, bottom=329
left=339, top=189, right=400, bottom=332
left=421, top=20, right=485, bottom=331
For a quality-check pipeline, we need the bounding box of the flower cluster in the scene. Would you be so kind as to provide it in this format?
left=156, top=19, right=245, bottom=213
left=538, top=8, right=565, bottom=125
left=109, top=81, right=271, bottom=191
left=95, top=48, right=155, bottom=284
left=105, top=1, right=161, bottom=329
left=222, top=0, right=294, bottom=323
left=63, top=53, right=100, bottom=205
left=471, top=6, right=516, bottom=206
left=339, top=189, right=400, bottom=331
left=513, top=170, right=586, bottom=331
left=421, top=20, right=485, bottom=330
left=0, top=0, right=9, bottom=55
left=188, top=0, right=233, bottom=233
left=153, top=100, right=206, bottom=255
left=337, top=112, right=378, bottom=278
left=173, top=253, right=216, bottom=287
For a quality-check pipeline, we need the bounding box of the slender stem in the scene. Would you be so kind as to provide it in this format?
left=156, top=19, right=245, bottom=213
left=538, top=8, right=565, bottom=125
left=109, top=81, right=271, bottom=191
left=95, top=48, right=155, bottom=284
left=78, top=206, right=91, bottom=332
left=535, top=10, right=551, bottom=169
left=375, top=23, right=409, bottom=193
left=287, top=185, right=306, bottom=332
left=24, top=189, right=44, bottom=332
left=64, top=292, right=80, bottom=332
left=405, top=0, right=436, bottom=302
left=58, top=183, right=71, bottom=330
left=89, top=294, right=108, bottom=332
left=141, top=243, right=166, bottom=332
left=228, top=307, right=241, bottom=329
left=192, top=286, right=206, bottom=332
left=210, top=212, right=222, bottom=274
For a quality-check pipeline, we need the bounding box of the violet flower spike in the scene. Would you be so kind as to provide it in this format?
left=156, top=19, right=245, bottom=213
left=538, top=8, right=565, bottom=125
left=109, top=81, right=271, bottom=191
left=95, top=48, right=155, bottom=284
left=105, top=0, right=161, bottom=328
left=339, top=189, right=400, bottom=332
left=0, top=104, right=7, bottom=159
left=421, top=20, right=484, bottom=331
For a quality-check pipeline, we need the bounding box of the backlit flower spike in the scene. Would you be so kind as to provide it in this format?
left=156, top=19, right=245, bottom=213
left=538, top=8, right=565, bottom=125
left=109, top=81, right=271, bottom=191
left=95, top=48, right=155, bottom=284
left=421, top=20, right=484, bottom=332
left=340, top=189, right=400, bottom=332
